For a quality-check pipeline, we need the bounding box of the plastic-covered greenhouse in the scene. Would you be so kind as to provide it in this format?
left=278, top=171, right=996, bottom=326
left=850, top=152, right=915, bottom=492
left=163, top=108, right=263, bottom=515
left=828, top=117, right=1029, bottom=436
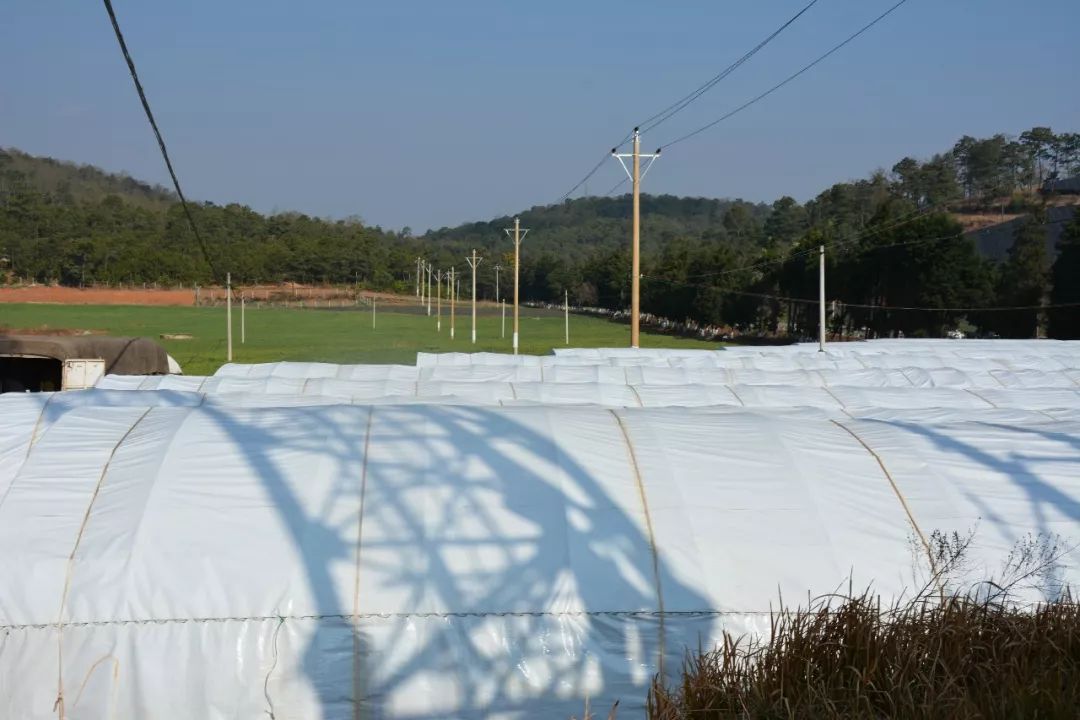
left=1, top=340, right=1079, bottom=719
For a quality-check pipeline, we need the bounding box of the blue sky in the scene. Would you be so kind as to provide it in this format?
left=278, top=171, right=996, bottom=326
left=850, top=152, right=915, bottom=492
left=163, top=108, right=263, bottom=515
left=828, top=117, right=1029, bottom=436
left=2, top=1, right=1077, bottom=231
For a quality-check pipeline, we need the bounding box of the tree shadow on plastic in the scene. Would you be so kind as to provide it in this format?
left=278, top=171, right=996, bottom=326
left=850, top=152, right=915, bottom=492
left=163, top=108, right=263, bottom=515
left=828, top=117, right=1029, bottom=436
left=196, top=401, right=711, bottom=718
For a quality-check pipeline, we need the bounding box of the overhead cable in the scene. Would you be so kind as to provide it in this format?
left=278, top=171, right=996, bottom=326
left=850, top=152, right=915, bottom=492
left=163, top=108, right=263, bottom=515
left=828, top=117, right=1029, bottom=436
left=659, top=0, right=910, bottom=149
left=101, top=0, right=218, bottom=277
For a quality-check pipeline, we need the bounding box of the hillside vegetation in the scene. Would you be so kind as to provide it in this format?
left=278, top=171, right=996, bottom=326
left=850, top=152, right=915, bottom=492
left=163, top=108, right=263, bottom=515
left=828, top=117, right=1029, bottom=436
left=2, top=127, right=1079, bottom=339
left=0, top=147, right=175, bottom=210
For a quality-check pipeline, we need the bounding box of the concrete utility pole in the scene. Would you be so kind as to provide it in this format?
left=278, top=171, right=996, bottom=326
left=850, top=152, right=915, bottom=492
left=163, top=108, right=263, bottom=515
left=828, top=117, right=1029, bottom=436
left=501, top=299, right=506, bottom=339
left=226, top=272, right=233, bottom=362
left=241, top=292, right=246, bottom=344
left=449, top=267, right=456, bottom=340
left=503, top=217, right=529, bottom=355
left=426, top=263, right=433, bottom=316
left=465, top=249, right=483, bottom=344
left=564, top=289, right=569, bottom=345
left=613, top=128, right=660, bottom=348
left=493, top=263, right=501, bottom=303
left=435, top=269, right=442, bottom=332
left=415, top=257, right=422, bottom=298
left=818, top=244, right=826, bottom=352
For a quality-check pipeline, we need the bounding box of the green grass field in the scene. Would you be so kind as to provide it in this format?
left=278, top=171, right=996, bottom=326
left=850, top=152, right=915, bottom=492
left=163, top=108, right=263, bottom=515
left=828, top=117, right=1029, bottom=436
left=1, top=302, right=721, bottom=375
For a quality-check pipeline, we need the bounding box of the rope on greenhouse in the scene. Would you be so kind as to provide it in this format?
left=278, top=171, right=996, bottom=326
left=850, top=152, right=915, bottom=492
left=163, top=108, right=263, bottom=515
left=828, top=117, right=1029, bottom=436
left=0, top=394, right=60, bottom=524
left=54, top=407, right=153, bottom=720
left=609, top=409, right=666, bottom=677
left=830, top=419, right=935, bottom=575
left=821, top=386, right=847, bottom=409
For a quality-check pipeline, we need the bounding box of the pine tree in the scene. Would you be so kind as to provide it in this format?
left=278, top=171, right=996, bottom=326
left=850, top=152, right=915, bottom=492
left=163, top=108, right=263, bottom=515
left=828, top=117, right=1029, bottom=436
left=990, top=208, right=1049, bottom=337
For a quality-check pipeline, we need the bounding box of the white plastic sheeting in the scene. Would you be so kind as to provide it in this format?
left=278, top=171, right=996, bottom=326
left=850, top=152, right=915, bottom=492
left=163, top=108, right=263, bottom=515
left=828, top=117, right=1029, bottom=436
left=3, top=339, right=1079, bottom=719
left=1, top=396, right=1079, bottom=719
left=95, top=375, right=1080, bottom=412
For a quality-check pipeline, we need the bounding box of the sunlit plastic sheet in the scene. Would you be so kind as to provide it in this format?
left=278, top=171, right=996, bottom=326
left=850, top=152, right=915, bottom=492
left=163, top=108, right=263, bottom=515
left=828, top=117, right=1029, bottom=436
left=2, top=397, right=1078, bottom=719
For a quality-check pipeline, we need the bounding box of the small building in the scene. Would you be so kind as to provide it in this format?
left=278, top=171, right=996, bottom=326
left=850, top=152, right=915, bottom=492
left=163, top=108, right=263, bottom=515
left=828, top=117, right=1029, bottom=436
left=0, top=335, right=176, bottom=392
left=1041, top=175, right=1080, bottom=195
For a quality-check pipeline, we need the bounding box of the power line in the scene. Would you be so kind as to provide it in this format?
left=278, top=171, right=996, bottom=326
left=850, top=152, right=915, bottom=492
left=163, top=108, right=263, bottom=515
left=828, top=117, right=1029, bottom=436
left=556, top=1, right=819, bottom=205
left=101, top=0, right=217, bottom=277
left=637, top=0, right=821, bottom=136
left=659, top=0, right=910, bottom=149
left=641, top=279, right=1080, bottom=313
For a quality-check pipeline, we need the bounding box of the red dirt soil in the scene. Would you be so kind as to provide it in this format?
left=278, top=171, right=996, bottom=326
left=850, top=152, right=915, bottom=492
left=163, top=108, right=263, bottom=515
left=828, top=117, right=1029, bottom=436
left=0, top=286, right=195, bottom=306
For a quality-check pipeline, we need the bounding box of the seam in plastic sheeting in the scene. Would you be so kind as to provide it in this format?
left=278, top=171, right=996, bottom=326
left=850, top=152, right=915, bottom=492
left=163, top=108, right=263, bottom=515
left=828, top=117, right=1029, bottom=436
left=627, top=385, right=644, bottom=407
left=964, top=387, right=997, bottom=408
left=608, top=409, right=665, bottom=677
left=725, top=386, right=746, bottom=407
left=987, top=370, right=1010, bottom=389
left=351, top=407, right=375, bottom=720
left=829, top=419, right=935, bottom=576
left=54, top=406, right=154, bottom=720
left=0, top=609, right=781, bottom=633
left=895, top=367, right=917, bottom=387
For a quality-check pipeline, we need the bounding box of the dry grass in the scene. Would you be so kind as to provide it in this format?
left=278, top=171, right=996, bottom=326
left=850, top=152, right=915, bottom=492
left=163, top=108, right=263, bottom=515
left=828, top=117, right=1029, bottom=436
left=648, top=588, right=1079, bottom=720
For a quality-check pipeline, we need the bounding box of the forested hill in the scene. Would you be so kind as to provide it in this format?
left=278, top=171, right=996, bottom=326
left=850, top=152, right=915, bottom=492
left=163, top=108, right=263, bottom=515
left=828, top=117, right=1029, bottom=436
left=2, top=126, right=1080, bottom=339
left=425, top=195, right=771, bottom=261
left=0, top=147, right=176, bottom=210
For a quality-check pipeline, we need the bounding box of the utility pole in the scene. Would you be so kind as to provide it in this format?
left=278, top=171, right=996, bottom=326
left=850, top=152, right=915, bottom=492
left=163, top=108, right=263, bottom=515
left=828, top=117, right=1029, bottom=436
left=613, top=128, right=660, bottom=348
left=504, top=217, right=529, bottom=355
left=226, top=272, right=233, bottom=362
left=818, top=244, right=826, bottom=352
left=415, top=257, right=422, bottom=298
left=564, top=289, right=569, bottom=345
left=241, top=292, right=246, bottom=344
left=435, top=269, right=442, bottom=332
left=465, top=249, right=482, bottom=344
left=501, top=299, right=506, bottom=339
left=372, top=294, right=376, bottom=330
left=449, top=267, right=456, bottom=340
left=426, top=263, right=433, bottom=316
left=493, top=263, right=501, bottom=303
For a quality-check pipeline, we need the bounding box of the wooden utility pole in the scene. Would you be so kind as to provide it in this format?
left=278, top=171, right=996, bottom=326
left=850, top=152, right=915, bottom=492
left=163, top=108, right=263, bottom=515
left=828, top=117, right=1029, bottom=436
left=449, top=267, right=456, bottom=340
left=819, top=245, right=826, bottom=352
left=465, top=249, right=482, bottom=344
left=503, top=217, right=529, bottom=355
left=226, top=272, right=233, bottom=362
left=612, top=128, right=660, bottom=348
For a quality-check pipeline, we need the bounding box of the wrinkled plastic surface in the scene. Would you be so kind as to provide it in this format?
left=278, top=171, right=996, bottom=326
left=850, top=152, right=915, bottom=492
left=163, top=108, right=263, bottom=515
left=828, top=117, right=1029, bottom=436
left=2, top=340, right=1079, bottom=719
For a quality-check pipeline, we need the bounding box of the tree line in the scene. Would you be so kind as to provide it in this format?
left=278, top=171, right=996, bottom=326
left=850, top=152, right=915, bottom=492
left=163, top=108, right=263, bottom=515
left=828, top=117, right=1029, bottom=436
left=2, top=126, right=1078, bottom=339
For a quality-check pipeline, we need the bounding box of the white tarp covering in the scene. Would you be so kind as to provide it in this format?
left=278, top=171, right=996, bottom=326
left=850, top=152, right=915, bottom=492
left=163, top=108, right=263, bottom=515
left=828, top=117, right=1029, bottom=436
left=1, top=399, right=1078, bottom=719
left=3, top=339, right=1079, bottom=718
